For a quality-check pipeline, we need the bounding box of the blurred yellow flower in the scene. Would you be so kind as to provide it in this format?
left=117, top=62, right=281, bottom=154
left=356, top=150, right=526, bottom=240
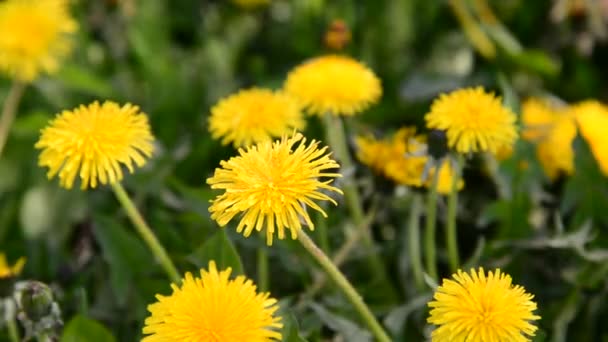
left=0, top=0, right=77, bottom=82
left=572, top=100, right=608, bottom=176
left=35, top=101, right=155, bottom=190
left=0, top=253, right=25, bottom=278
left=208, top=88, right=305, bottom=148
left=143, top=261, right=282, bottom=342
left=355, top=128, right=464, bottom=194
left=430, top=160, right=464, bottom=195
left=207, top=132, right=342, bottom=245
left=522, top=98, right=576, bottom=180
left=425, top=87, right=518, bottom=154
left=284, top=55, right=382, bottom=116
left=428, top=267, right=540, bottom=342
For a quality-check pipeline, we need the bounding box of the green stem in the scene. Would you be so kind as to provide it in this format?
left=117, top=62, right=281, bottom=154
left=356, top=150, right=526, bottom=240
left=446, top=155, right=464, bottom=272
left=315, top=210, right=330, bottom=254
left=298, top=230, right=391, bottom=342
left=0, top=82, right=26, bottom=159
left=111, top=182, right=180, bottom=283
left=7, top=315, right=19, bottom=342
left=425, top=160, right=440, bottom=281
left=408, top=194, right=425, bottom=290
left=257, top=246, right=269, bottom=292
left=321, top=113, right=391, bottom=288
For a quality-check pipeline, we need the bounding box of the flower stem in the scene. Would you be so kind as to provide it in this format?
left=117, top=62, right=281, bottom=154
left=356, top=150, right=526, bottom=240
left=315, top=210, right=331, bottom=254
left=0, top=82, right=26, bottom=159
left=425, top=161, right=440, bottom=281
left=446, top=155, right=464, bottom=272
left=111, top=182, right=180, bottom=283
left=321, top=113, right=392, bottom=290
left=257, top=246, right=269, bottom=292
left=7, top=316, right=19, bottom=342
left=408, top=194, right=425, bottom=290
left=297, top=230, right=392, bottom=342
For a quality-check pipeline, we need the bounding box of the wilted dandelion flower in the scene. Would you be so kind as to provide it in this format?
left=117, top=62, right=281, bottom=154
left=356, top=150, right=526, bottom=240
left=429, top=160, right=464, bottom=195
left=425, top=87, right=518, bottom=155
left=284, top=55, right=382, bottom=116
left=428, top=267, right=540, bottom=342
left=0, top=253, right=25, bottom=279
left=207, top=133, right=342, bottom=245
left=572, top=100, right=608, bottom=176
left=208, top=88, right=305, bottom=148
left=143, top=261, right=282, bottom=342
left=0, top=0, right=77, bottom=81
left=35, top=101, right=155, bottom=190
left=522, top=98, right=576, bottom=180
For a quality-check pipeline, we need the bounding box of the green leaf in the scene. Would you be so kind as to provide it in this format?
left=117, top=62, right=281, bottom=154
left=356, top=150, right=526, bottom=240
left=93, top=216, right=152, bottom=306
left=187, top=229, right=244, bottom=275
left=283, top=312, right=309, bottom=342
left=310, top=303, right=373, bottom=342
left=57, top=64, right=114, bottom=97
left=61, top=315, right=116, bottom=342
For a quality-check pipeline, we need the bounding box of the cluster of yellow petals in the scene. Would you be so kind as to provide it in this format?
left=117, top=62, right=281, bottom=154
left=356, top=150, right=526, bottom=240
left=571, top=100, right=608, bottom=176
left=428, top=267, right=541, bottom=342
left=521, top=98, right=577, bottom=180
left=284, top=55, right=382, bottom=116
left=35, top=101, right=155, bottom=190
left=355, top=127, right=463, bottom=194
left=208, top=88, right=305, bottom=148
left=143, top=261, right=282, bottom=342
left=0, top=253, right=25, bottom=279
left=207, top=132, right=342, bottom=245
left=0, top=0, right=77, bottom=81
left=425, top=87, right=518, bottom=155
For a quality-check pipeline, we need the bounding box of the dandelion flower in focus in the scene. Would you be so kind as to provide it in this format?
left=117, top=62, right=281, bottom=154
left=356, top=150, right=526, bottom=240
left=0, top=0, right=77, bottom=82
left=35, top=101, right=155, bottom=190
left=428, top=267, right=540, bottom=342
left=208, top=88, right=305, bottom=148
left=143, top=261, right=282, bottom=342
left=0, top=253, right=25, bottom=279
left=572, top=100, right=608, bottom=176
left=521, top=98, right=576, bottom=180
left=284, top=55, right=382, bottom=116
left=425, top=87, right=518, bottom=154
left=207, top=132, right=342, bottom=245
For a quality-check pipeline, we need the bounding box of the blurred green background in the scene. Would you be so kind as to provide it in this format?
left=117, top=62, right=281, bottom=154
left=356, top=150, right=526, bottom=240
left=1, top=0, right=608, bottom=341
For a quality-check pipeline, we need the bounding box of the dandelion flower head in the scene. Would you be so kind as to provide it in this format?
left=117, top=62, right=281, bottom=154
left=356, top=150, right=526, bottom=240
left=207, top=132, right=342, bottom=245
left=284, top=55, right=382, bottom=116
left=35, top=101, right=155, bottom=190
left=0, top=253, right=25, bottom=279
left=425, top=87, right=518, bottom=154
left=572, top=100, right=608, bottom=176
left=428, top=267, right=541, bottom=342
left=0, top=0, right=77, bottom=81
left=143, top=261, right=282, bottom=342
left=208, top=88, right=305, bottom=148
left=428, top=160, right=464, bottom=195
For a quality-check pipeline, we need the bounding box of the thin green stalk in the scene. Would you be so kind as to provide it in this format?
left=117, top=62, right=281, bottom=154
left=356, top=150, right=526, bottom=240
left=446, top=155, right=464, bottom=272
left=0, top=82, right=26, bottom=159
left=111, top=182, right=180, bottom=283
left=298, top=230, right=391, bottom=342
left=425, top=160, right=440, bottom=281
left=7, top=316, right=19, bottom=342
left=408, top=194, right=425, bottom=290
left=257, top=246, right=269, bottom=292
left=321, top=113, right=390, bottom=284
left=315, top=210, right=330, bottom=254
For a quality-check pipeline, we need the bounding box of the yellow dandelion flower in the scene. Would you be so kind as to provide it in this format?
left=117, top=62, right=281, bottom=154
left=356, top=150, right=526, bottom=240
left=429, top=160, right=464, bottom=195
left=356, top=127, right=428, bottom=187
left=208, top=88, right=305, bottom=148
left=0, top=0, right=77, bottom=82
left=143, top=261, right=282, bottom=342
left=35, top=101, right=155, bottom=190
left=428, top=267, right=541, bottom=342
left=284, top=55, right=382, bottom=116
left=572, top=100, right=608, bottom=176
left=425, top=87, right=518, bottom=154
left=207, top=132, right=342, bottom=245
left=0, top=253, right=25, bottom=278
left=522, top=98, right=576, bottom=180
